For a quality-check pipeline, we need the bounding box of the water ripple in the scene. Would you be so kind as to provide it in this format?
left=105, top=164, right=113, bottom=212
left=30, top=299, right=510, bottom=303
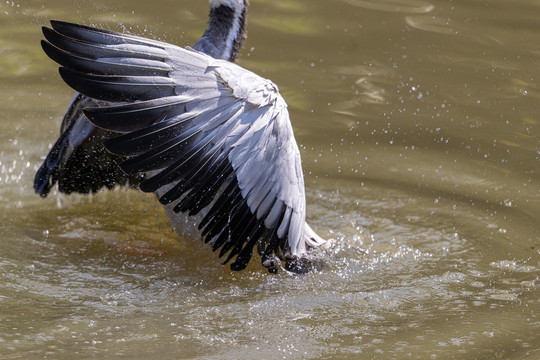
left=405, top=15, right=457, bottom=35
left=343, top=0, right=434, bottom=14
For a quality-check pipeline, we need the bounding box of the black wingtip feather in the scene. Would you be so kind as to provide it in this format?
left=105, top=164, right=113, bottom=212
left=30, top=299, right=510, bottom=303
left=227, top=220, right=266, bottom=271
left=42, top=26, right=57, bottom=43
left=200, top=182, right=241, bottom=237
left=33, top=125, right=72, bottom=198
left=42, top=40, right=90, bottom=75
left=216, top=203, right=253, bottom=257
left=58, top=67, right=176, bottom=102
left=34, top=163, right=56, bottom=198
left=48, top=20, right=167, bottom=50
left=84, top=98, right=188, bottom=133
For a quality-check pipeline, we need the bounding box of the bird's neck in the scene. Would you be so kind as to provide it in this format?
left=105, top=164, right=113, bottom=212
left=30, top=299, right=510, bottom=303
left=194, top=0, right=248, bottom=62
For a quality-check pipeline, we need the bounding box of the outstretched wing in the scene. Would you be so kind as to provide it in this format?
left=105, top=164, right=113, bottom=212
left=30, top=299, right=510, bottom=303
left=41, top=21, right=308, bottom=270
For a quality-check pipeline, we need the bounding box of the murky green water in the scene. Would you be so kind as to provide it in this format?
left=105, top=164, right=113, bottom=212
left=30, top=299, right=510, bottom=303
left=1, top=0, right=539, bottom=358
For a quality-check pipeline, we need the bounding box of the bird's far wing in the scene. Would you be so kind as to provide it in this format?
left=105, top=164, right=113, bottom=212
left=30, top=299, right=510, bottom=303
left=41, top=21, right=308, bottom=271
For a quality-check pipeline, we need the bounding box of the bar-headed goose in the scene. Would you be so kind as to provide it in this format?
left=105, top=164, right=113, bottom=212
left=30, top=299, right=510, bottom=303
left=35, top=0, right=326, bottom=273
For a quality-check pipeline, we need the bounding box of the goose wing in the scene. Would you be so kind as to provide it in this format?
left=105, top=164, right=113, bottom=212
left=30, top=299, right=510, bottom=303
left=41, top=21, right=308, bottom=271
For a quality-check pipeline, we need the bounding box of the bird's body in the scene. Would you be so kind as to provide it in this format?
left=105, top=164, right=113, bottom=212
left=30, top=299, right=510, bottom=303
left=35, top=0, right=325, bottom=273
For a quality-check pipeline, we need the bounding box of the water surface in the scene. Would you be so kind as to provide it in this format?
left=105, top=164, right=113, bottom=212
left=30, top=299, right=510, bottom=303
left=1, top=0, right=539, bottom=359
